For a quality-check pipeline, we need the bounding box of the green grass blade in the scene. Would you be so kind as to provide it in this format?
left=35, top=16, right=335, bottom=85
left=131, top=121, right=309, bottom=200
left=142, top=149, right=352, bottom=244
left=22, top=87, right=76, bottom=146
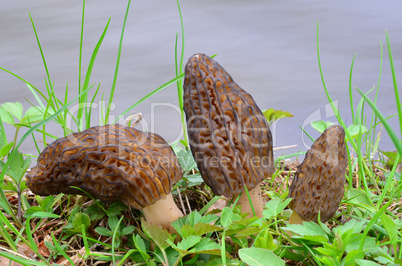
left=29, top=12, right=52, bottom=95
left=78, top=18, right=111, bottom=127
left=0, top=250, right=47, bottom=266
left=78, top=0, right=85, bottom=97
left=105, top=0, right=132, bottom=124
left=113, top=74, right=184, bottom=124
left=386, top=31, right=402, bottom=138
left=175, top=0, right=188, bottom=145
left=51, top=232, right=74, bottom=266
left=357, top=88, right=402, bottom=157
left=112, top=216, right=124, bottom=266
left=349, top=54, right=356, bottom=123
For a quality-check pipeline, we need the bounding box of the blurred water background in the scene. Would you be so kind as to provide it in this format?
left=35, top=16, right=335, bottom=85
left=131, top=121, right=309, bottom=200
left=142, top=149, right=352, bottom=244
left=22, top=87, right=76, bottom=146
left=1, top=0, right=401, bottom=161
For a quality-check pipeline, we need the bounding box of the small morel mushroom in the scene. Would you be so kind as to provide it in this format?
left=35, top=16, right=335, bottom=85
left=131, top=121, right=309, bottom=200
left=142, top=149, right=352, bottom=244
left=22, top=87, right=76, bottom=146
left=183, top=53, right=275, bottom=217
left=26, top=124, right=183, bottom=233
left=288, top=125, right=347, bottom=224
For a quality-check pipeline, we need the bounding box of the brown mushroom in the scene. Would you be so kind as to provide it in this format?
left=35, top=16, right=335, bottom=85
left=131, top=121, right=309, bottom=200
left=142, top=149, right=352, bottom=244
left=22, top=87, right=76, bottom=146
left=183, top=53, right=275, bottom=217
left=288, top=125, right=347, bottom=224
left=26, top=124, right=183, bottom=233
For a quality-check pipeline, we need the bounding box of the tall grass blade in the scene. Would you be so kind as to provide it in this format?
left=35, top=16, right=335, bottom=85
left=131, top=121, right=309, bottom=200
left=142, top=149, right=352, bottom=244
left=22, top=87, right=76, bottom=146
left=357, top=88, right=402, bottom=157
left=105, top=0, right=132, bottom=124
left=78, top=18, right=111, bottom=129
left=386, top=31, right=402, bottom=138
left=113, top=74, right=184, bottom=123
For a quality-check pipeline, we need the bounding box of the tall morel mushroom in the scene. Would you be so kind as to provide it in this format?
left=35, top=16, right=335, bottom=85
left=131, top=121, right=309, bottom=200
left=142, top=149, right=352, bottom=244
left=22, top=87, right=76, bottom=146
left=26, top=124, right=183, bottom=233
left=183, top=53, right=275, bottom=217
left=288, top=125, right=347, bottom=224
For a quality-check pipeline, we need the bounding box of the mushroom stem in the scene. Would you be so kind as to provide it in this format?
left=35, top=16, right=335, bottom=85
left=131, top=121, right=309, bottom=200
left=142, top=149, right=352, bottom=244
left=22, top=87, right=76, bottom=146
left=141, top=193, right=184, bottom=233
left=289, top=211, right=304, bottom=224
left=237, top=184, right=264, bottom=218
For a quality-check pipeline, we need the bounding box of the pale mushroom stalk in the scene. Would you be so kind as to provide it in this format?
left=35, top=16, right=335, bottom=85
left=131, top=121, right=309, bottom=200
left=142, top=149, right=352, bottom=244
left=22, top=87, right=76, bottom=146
left=183, top=53, right=275, bottom=218
left=142, top=193, right=183, bottom=233
left=288, top=125, right=347, bottom=224
left=238, top=184, right=264, bottom=218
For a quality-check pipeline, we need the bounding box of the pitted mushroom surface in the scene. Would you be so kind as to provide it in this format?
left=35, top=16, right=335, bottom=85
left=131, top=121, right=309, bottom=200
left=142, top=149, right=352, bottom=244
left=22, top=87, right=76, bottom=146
left=183, top=53, right=275, bottom=217
left=288, top=125, right=347, bottom=223
left=27, top=124, right=183, bottom=232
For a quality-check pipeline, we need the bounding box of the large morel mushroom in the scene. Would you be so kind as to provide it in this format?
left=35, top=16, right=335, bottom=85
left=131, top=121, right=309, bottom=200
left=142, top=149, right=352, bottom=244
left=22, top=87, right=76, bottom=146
left=183, top=53, right=275, bottom=217
left=288, top=125, right=347, bottom=224
left=26, top=124, right=183, bottom=233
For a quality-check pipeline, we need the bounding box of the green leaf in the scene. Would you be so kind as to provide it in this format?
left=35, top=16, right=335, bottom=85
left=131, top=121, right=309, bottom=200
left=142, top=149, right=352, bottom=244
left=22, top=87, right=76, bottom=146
left=0, top=102, right=23, bottom=123
left=21, top=106, right=47, bottom=124
left=311, top=120, right=335, bottom=133
left=177, top=149, right=197, bottom=172
left=262, top=108, right=293, bottom=125
left=0, top=142, right=14, bottom=158
left=346, top=124, right=368, bottom=141
left=343, top=250, right=364, bottom=265
left=107, top=201, right=127, bottom=216
left=72, top=212, right=91, bottom=231
left=176, top=235, right=202, bottom=251
left=141, top=218, right=170, bottom=249
left=30, top=211, right=60, bottom=219
left=238, top=247, right=285, bottom=266
left=263, top=198, right=292, bottom=220
left=355, top=259, right=382, bottom=266
left=345, top=234, right=376, bottom=253
left=95, top=227, right=113, bottom=237
left=40, top=195, right=55, bottom=212
left=283, top=221, right=328, bottom=244
left=346, top=188, right=376, bottom=213
left=108, top=215, right=119, bottom=230
left=220, top=207, right=242, bottom=228
left=121, top=225, right=135, bottom=236
left=380, top=213, right=398, bottom=245
left=254, top=229, right=277, bottom=250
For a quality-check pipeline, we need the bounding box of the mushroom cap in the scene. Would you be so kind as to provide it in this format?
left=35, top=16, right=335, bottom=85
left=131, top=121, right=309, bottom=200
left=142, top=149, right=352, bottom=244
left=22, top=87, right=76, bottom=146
left=288, top=125, right=347, bottom=222
left=26, top=124, right=183, bottom=209
left=183, top=53, right=274, bottom=198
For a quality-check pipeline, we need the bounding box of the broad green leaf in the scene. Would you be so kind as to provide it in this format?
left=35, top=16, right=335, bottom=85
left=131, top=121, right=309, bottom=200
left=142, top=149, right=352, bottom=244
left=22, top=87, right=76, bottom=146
left=262, top=108, right=293, bottom=125
left=333, top=219, right=365, bottom=235
left=133, top=234, right=149, bottom=256
left=108, top=215, right=119, bottom=230
left=0, top=103, right=20, bottom=124
left=347, top=124, right=368, bottom=141
left=283, top=221, right=328, bottom=244
left=263, top=198, right=292, bottom=220
left=176, top=235, right=202, bottom=251
left=95, top=227, right=113, bottom=236
left=345, top=234, right=376, bottom=253
left=346, top=188, right=376, bottom=213
left=21, top=106, right=47, bottom=124
left=121, top=225, right=135, bottom=236
left=177, top=149, right=197, bottom=172
left=0, top=142, right=13, bottom=158
left=355, top=259, right=382, bottom=266
left=220, top=207, right=242, bottom=228
left=193, top=238, right=221, bottom=253
left=343, top=250, right=364, bottom=266
left=40, top=195, right=55, bottom=211
left=193, top=222, right=222, bottom=236
left=73, top=212, right=90, bottom=230
left=311, top=121, right=335, bottom=133
left=380, top=213, right=398, bottom=244
left=254, top=229, right=277, bottom=250
left=141, top=218, right=170, bottom=249
left=238, top=247, right=285, bottom=266
left=107, top=201, right=127, bottom=216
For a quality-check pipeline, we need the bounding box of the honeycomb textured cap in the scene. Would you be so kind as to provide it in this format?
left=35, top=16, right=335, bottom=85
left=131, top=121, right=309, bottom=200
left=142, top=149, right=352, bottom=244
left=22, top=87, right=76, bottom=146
left=288, top=125, right=347, bottom=222
left=183, top=53, right=274, bottom=198
left=26, top=124, right=183, bottom=209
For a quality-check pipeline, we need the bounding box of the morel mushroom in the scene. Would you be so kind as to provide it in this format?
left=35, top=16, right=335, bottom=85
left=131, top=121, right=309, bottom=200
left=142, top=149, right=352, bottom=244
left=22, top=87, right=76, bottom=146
left=26, top=124, right=183, bottom=233
left=183, top=53, right=275, bottom=217
left=288, top=125, right=347, bottom=224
